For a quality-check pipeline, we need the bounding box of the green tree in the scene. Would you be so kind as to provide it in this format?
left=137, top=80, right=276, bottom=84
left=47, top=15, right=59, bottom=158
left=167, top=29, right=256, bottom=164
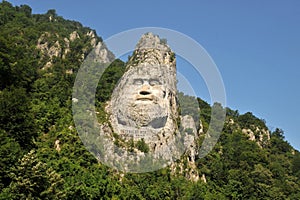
left=2, top=150, right=65, bottom=199
left=0, top=87, right=36, bottom=149
left=0, top=130, right=22, bottom=190
left=96, top=59, right=125, bottom=103
left=292, top=152, right=300, bottom=177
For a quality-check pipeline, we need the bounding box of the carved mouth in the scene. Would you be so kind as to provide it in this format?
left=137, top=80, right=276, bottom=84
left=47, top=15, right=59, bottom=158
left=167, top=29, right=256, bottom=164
left=136, top=95, right=153, bottom=101
left=136, top=97, right=153, bottom=101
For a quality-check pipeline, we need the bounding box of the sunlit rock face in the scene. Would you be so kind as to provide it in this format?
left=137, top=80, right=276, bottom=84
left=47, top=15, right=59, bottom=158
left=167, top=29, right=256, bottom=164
left=107, top=33, right=179, bottom=153
left=98, top=33, right=199, bottom=174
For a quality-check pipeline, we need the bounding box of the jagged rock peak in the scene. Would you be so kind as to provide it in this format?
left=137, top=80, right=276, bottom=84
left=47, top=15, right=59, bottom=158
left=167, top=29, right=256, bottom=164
left=128, top=32, right=176, bottom=68
left=135, top=32, right=171, bottom=52
left=93, top=41, right=115, bottom=63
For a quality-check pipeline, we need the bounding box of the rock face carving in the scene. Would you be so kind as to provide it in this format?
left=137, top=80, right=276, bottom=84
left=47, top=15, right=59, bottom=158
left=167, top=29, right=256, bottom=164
left=95, top=33, right=199, bottom=173
left=107, top=33, right=179, bottom=154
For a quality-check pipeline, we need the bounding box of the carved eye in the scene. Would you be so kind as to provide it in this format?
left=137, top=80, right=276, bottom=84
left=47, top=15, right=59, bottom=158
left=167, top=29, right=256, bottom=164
left=133, top=79, right=143, bottom=85
left=149, top=79, right=160, bottom=86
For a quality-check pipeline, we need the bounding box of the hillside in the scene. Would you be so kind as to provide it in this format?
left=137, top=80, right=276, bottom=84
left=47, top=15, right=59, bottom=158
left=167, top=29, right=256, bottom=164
left=1, top=1, right=300, bottom=199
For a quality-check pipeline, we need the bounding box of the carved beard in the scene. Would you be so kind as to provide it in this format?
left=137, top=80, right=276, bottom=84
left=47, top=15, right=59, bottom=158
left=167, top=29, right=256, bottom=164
left=116, top=100, right=168, bottom=129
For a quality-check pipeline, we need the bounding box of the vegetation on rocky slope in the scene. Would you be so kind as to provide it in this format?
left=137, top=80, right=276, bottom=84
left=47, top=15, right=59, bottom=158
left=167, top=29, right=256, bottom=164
left=0, top=1, right=300, bottom=199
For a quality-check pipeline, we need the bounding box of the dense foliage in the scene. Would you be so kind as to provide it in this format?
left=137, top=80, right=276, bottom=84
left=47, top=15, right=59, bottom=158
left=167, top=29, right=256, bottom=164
left=1, top=1, right=300, bottom=199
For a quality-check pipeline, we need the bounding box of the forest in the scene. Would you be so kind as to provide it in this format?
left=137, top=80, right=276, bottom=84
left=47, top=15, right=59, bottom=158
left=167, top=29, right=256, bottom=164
left=0, top=1, right=300, bottom=199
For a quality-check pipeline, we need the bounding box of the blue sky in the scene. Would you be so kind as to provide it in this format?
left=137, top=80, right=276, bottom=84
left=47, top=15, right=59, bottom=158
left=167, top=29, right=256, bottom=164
left=8, top=0, right=300, bottom=150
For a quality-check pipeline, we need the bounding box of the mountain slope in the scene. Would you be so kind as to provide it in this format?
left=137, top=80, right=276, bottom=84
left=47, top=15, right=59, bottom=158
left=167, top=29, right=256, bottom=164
left=0, top=2, right=300, bottom=199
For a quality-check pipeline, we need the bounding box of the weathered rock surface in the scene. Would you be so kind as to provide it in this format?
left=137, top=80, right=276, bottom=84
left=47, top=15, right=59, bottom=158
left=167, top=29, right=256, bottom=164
left=93, top=42, right=113, bottom=63
left=86, top=30, right=97, bottom=47
left=242, top=127, right=270, bottom=147
left=69, top=31, right=80, bottom=41
left=107, top=33, right=179, bottom=159
left=226, top=118, right=270, bottom=147
left=98, top=33, right=199, bottom=173
left=36, top=32, right=62, bottom=69
left=36, top=30, right=112, bottom=69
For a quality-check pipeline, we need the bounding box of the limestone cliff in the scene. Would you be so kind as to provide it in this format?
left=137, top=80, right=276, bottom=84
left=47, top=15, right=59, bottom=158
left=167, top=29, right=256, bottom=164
left=36, top=30, right=113, bottom=70
left=97, top=33, right=199, bottom=173
left=225, top=117, right=271, bottom=147
left=108, top=33, right=178, bottom=147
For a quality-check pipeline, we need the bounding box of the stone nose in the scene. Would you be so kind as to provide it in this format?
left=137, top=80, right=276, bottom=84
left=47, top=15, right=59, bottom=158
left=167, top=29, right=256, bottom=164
left=139, top=85, right=151, bottom=95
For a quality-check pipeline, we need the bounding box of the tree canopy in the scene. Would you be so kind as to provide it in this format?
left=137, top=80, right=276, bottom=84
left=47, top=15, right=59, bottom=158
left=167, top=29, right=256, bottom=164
left=0, top=2, right=300, bottom=199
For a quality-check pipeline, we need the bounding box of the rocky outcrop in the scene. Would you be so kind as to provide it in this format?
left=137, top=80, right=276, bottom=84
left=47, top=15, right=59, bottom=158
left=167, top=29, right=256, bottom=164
left=226, top=118, right=270, bottom=147
left=36, top=32, right=62, bottom=69
left=54, top=140, right=61, bottom=152
left=93, top=42, right=114, bottom=63
left=242, top=126, right=270, bottom=147
left=86, top=30, right=97, bottom=47
left=181, top=115, right=198, bottom=162
left=242, top=128, right=256, bottom=141
left=36, top=30, right=112, bottom=70
left=107, top=33, right=179, bottom=159
left=95, top=33, right=199, bottom=173
left=69, top=31, right=80, bottom=41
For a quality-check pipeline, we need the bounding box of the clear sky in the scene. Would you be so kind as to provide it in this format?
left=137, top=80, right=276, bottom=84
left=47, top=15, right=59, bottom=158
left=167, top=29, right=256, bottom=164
left=8, top=0, right=300, bottom=150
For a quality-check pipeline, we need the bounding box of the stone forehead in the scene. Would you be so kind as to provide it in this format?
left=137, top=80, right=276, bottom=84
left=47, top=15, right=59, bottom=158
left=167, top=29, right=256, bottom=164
left=114, top=33, right=177, bottom=91
left=125, top=64, right=174, bottom=81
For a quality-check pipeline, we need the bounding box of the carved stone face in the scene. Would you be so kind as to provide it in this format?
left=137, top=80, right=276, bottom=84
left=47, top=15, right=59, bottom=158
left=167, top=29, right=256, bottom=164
left=112, top=65, right=170, bottom=129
